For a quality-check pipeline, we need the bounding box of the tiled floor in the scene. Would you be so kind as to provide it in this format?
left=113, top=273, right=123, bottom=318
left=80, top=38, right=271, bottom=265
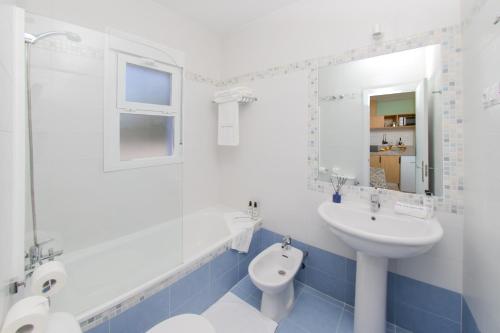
left=231, top=276, right=411, bottom=333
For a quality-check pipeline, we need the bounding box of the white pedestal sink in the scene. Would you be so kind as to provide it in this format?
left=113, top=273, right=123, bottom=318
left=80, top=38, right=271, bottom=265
left=318, top=200, right=443, bottom=333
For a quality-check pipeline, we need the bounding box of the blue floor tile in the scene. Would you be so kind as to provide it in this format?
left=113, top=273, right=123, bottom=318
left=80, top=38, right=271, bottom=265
left=394, top=274, right=461, bottom=323
left=276, top=318, right=309, bottom=333
left=232, top=275, right=262, bottom=299
left=337, top=309, right=354, bottom=333
left=230, top=275, right=414, bottom=333
left=298, top=282, right=344, bottom=308
left=286, top=288, right=344, bottom=333
left=394, top=302, right=459, bottom=333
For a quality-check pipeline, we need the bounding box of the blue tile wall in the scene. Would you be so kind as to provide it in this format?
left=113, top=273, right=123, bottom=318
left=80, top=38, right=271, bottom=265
left=86, top=230, right=263, bottom=333
left=86, top=228, right=463, bottom=333
left=462, top=299, right=481, bottom=333
left=259, top=228, right=463, bottom=333
left=389, top=274, right=462, bottom=333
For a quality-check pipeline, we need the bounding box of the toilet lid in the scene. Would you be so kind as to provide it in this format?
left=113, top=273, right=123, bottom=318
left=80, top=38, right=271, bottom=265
left=46, top=313, right=82, bottom=333
left=147, top=314, right=216, bottom=333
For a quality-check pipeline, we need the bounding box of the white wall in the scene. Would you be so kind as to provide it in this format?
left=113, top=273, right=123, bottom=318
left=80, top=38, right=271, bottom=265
left=221, top=0, right=460, bottom=77
left=462, top=0, right=500, bottom=331
left=17, top=0, right=222, bottom=80
left=218, top=0, right=463, bottom=292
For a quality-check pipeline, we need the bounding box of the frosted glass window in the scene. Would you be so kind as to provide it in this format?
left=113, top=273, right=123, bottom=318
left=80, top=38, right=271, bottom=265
left=120, top=114, right=175, bottom=160
left=125, top=63, right=172, bottom=105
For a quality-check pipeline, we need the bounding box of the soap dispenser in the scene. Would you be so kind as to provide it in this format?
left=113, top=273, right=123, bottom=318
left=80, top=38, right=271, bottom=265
left=252, top=202, right=260, bottom=220
left=247, top=201, right=253, bottom=216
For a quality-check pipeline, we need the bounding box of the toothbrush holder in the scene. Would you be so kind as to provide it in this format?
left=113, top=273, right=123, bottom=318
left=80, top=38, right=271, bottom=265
left=333, top=191, right=342, bottom=204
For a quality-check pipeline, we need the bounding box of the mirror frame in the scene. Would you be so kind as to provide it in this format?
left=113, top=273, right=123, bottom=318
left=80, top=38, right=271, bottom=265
left=307, top=27, right=463, bottom=214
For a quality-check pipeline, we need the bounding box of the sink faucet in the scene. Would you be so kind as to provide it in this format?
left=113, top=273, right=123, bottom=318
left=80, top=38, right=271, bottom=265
left=370, top=192, right=381, bottom=213
left=281, top=235, right=292, bottom=250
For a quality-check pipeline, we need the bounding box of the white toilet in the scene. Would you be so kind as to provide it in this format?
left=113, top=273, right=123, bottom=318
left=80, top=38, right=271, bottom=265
left=248, top=241, right=304, bottom=321
left=46, top=313, right=82, bottom=333
left=147, top=314, right=216, bottom=333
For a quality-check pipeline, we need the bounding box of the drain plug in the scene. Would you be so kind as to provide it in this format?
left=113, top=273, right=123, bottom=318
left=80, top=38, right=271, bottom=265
left=278, top=270, right=286, bottom=276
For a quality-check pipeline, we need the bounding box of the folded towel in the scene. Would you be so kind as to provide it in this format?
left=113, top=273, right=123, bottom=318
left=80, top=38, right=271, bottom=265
left=214, top=87, right=253, bottom=99
left=214, top=87, right=254, bottom=103
left=394, top=201, right=429, bottom=219
left=231, top=220, right=255, bottom=253
left=217, top=101, right=239, bottom=146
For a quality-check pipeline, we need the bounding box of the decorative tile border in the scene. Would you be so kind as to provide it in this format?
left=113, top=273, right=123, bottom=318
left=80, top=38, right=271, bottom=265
left=32, top=37, right=105, bottom=60
left=184, top=70, right=222, bottom=86
left=216, top=24, right=465, bottom=215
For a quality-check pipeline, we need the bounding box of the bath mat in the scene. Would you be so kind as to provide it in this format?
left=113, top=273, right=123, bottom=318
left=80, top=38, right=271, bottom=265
left=203, top=292, right=277, bottom=333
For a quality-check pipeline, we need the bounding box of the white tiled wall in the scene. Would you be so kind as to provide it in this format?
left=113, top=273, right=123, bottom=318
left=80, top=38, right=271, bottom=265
left=18, top=0, right=222, bottom=80
left=0, top=3, right=24, bottom=326
left=220, top=0, right=460, bottom=78
left=20, top=12, right=221, bottom=255
left=462, top=0, right=500, bottom=331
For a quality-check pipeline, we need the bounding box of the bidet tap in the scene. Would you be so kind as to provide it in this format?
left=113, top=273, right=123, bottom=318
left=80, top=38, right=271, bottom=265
left=281, top=236, right=292, bottom=250
left=370, top=192, right=381, bottom=213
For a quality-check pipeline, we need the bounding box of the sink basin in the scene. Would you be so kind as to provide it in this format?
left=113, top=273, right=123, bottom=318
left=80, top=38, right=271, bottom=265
left=318, top=201, right=443, bottom=258
left=317, top=200, right=443, bottom=333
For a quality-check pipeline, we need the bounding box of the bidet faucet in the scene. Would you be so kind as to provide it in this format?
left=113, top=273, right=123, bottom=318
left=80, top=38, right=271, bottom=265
left=370, top=192, right=381, bottom=213
left=281, top=236, right=292, bottom=250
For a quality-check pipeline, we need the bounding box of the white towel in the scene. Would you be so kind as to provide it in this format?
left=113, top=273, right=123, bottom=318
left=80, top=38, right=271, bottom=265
left=394, top=201, right=429, bottom=219
left=218, top=101, right=239, bottom=146
left=231, top=221, right=255, bottom=253
left=214, top=87, right=254, bottom=101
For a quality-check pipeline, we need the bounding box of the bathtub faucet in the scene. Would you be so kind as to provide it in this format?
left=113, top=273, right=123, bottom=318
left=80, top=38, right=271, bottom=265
left=281, top=236, right=292, bottom=250
left=25, top=238, right=64, bottom=274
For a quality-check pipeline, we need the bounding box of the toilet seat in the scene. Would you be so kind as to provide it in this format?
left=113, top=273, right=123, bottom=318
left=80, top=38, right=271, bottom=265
left=147, top=314, right=216, bottom=333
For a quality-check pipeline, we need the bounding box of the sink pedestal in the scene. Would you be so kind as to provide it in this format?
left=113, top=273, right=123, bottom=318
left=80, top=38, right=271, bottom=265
left=354, top=252, right=388, bottom=333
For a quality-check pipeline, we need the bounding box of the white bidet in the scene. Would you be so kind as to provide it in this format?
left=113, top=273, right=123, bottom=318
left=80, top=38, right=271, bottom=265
left=248, top=243, right=304, bottom=321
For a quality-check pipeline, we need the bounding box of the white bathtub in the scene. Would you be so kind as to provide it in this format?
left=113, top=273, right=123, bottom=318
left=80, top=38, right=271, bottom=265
left=49, top=205, right=258, bottom=321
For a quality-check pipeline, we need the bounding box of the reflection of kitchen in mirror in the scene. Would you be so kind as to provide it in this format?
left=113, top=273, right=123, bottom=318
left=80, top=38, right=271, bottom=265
left=319, top=45, right=443, bottom=196
left=369, top=92, right=417, bottom=193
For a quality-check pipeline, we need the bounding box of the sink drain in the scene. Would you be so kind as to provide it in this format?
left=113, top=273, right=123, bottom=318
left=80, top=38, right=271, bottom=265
left=278, top=270, right=286, bottom=276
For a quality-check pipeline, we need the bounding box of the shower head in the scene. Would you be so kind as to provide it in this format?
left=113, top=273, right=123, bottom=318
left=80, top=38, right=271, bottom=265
left=24, top=31, right=82, bottom=44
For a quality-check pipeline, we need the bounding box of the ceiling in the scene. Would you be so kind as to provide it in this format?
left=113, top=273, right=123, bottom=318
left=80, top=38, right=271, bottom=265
left=153, top=0, right=300, bottom=34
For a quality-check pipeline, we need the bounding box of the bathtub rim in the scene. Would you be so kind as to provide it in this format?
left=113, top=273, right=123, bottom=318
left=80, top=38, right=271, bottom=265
left=76, top=213, right=262, bottom=328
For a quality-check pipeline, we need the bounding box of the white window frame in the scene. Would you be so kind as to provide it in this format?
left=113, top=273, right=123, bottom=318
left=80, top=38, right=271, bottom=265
left=104, top=30, right=185, bottom=172
left=116, top=53, right=181, bottom=113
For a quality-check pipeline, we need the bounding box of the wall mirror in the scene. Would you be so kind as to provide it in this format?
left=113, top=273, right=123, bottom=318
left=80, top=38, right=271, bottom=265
left=318, top=45, right=443, bottom=196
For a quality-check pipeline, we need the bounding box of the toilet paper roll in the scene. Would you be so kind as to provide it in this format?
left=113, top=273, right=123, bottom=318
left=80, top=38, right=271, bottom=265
left=1, top=296, right=49, bottom=333
left=31, top=261, right=68, bottom=297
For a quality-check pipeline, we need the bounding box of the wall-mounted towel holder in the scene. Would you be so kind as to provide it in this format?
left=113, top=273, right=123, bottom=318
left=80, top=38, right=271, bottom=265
left=212, top=96, right=258, bottom=104
left=213, top=87, right=257, bottom=146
